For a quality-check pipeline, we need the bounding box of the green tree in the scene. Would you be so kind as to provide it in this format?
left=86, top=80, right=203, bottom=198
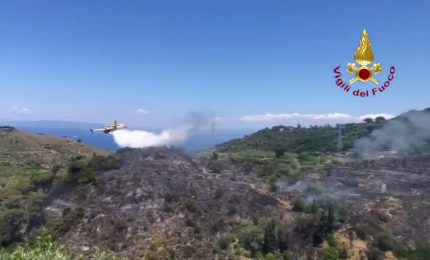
left=235, top=224, right=264, bottom=257
left=375, top=116, right=386, bottom=123
left=0, top=209, right=24, bottom=245
left=263, top=220, right=277, bottom=254
left=274, top=148, right=285, bottom=158
left=326, top=204, right=335, bottom=234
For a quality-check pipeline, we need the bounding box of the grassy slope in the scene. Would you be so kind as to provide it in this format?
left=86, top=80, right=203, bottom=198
left=0, top=127, right=108, bottom=174
left=0, top=127, right=109, bottom=246
left=0, top=127, right=108, bottom=184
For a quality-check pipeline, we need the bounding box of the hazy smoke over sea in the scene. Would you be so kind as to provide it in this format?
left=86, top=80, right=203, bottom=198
left=112, top=113, right=209, bottom=149
left=354, top=110, right=430, bottom=154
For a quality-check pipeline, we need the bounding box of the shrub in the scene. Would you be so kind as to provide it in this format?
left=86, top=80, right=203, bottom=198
left=293, top=197, right=306, bottom=212
left=231, top=217, right=289, bottom=257
left=31, top=170, right=55, bottom=186
left=54, top=207, right=85, bottom=234
left=65, top=159, right=101, bottom=186
left=0, top=235, right=69, bottom=259
left=265, top=252, right=277, bottom=260
left=263, top=219, right=277, bottom=254
left=377, top=232, right=395, bottom=251
left=211, top=219, right=226, bottom=233
left=337, top=207, right=348, bottom=224
left=326, top=234, right=336, bottom=247
left=412, top=243, right=430, bottom=259
left=164, top=191, right=181, bottom=203
left=0, top=209, right=24, bottom=245
left=90, top=155, right=123, bottom=172
left=217, top=235, right=231, bottom=250
left=322, top=246, right=339, bottom=260
left=282, top=250, right=292, bottom=260
left=52, top=164, right=62, bottom=173
left=214, top=188, right=224, bottom=199
left=148, top=235, right=167, bottom=252
left=29, top=192, right=48, bottom=205
left=392, top=244, right=409, bottom=259
left=0, top=230, right=118, bottom=259
left=15, top=178, right=34, bottom=194
left=337, top=243, right=349, bottom=259
left=234, top=223, right=264, bottom=257
left=78, top=168, right=98, bottom=185
left=183, top=199, right=201, bottom=214
left=274, top=148, right=285, bottom=158
left=355, top=225, right=369, bottom=240
left=2, top=194, right=22, bottom=209
left=68, top=159, right=86, bottom=173
left=368, top=248, right=384, bottom=260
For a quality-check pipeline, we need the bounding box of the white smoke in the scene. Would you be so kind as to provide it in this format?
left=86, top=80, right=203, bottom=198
left=111, top=112, right=209, bottom=149
left=354, top=110, right=430, bottom=154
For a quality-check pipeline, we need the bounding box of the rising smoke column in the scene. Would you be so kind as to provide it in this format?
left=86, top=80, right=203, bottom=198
left=111, top=112, right=209, bottom=149
left=354, top=110, right=430, bottom=154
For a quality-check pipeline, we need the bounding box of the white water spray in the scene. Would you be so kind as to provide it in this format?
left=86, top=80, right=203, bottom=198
left=111, top=113, right=209, bottom=148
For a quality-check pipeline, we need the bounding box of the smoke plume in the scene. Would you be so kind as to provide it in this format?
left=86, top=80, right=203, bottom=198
left=112, top=112, right=209, bottom=149
left=354, top=110, right=430, bottom=154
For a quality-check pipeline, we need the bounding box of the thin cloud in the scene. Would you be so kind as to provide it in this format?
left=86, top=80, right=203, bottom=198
left=8, top=106, right=32, bottom=115
left=240, top=112, right=394, bottom=125
left=135, top=108, right=150, bottom=115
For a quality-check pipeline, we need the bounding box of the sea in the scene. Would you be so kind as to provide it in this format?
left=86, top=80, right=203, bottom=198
left=13, top=126, right=251, bottom=152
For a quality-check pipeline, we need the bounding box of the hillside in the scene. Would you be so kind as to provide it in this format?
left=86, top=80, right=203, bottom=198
left=1, top=123, right=430, bottom=259
left=43, top=147, right=290, bottom=259
left=216, top=123, right=381, bottom=154
left=217, top=107, right=430, bottom=154
left=25, top=148, right=430, bottom=259
left=0, top=126, right=108, bottom=245
left=278, top=155, right=430, bottom=259
left=0, top=126, right=108, bottom=174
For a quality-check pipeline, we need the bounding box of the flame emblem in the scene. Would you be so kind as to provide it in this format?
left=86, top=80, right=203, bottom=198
left=354, top=29, right=374, bottom=66
left=347, top=29, right=382, bottom=84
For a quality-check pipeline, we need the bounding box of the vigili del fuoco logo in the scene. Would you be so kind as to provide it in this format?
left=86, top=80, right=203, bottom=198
left=333, top=29, right=396, bottom=97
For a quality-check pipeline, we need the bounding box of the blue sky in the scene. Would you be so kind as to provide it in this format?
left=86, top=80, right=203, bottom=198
left=1, top=0, right=429, bottom=129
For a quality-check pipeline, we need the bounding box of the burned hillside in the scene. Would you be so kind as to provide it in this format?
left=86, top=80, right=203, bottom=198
left=280, top=155, right=430, bottom=258
left=44, top=148, right=285, bottom=259
left=38, top=146, right=430, bottom=259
